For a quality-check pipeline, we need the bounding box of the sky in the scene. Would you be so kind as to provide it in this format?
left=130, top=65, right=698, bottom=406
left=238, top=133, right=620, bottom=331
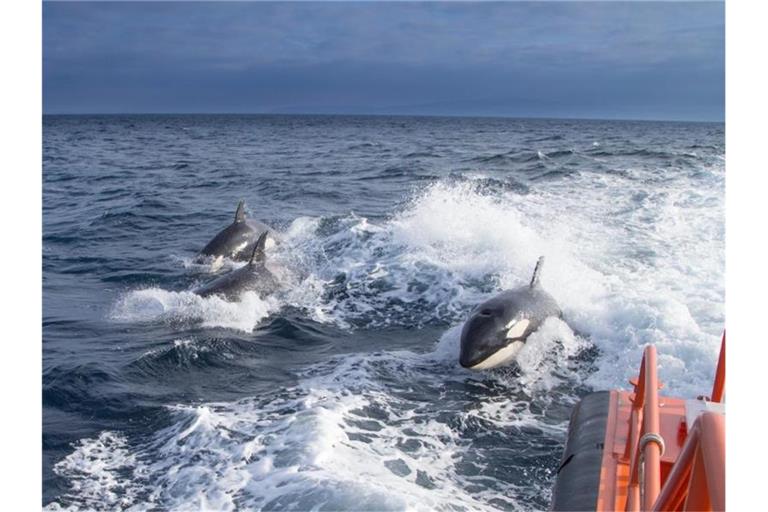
left=43, top=1, right=725, bottom=121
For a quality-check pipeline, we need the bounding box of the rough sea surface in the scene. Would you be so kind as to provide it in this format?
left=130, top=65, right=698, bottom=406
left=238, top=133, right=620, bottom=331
left=43, top=115, right=724, bottom=510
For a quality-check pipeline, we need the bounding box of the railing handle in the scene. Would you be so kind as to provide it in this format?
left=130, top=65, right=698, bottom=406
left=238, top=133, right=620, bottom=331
left=711, top=333, right=725, bottom=403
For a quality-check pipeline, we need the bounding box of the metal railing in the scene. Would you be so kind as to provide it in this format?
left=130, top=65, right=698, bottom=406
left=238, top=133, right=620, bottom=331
left=624, top=334, right=725, bottom=511
left=625, top=345, right=664, bottom=511
left=651, top=411, right=725, bottom=511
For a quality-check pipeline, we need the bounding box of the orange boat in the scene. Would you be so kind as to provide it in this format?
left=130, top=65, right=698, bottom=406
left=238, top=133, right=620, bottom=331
left=551, top=334, right=725, bottom=511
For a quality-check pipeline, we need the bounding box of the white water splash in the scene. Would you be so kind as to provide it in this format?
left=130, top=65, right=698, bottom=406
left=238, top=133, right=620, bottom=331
left=271, top=172, right=722, bottom=396
left=110, top=288, right=279, bottom=333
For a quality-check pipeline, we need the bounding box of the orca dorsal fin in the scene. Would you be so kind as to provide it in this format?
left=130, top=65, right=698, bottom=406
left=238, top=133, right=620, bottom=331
left=234, top=200, right=246, bottom=223
left=248, top=231, right=268, bottom=266
left=530, top=256, right=545, bottom=288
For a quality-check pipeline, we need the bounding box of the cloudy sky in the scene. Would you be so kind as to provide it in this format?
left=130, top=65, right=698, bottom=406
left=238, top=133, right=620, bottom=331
left=43, top=1, right=724, bottom=121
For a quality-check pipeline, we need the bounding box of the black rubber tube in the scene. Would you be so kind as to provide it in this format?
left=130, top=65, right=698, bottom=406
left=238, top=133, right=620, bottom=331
left=550, top=391, right=611, bottom=511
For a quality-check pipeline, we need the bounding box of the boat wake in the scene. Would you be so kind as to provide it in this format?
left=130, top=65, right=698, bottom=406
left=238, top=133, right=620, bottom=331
left=111, top=175, right=723, bottom=396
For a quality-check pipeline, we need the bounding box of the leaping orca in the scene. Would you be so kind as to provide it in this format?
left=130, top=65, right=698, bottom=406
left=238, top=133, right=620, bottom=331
left=459, top=257, right=562, bottom=370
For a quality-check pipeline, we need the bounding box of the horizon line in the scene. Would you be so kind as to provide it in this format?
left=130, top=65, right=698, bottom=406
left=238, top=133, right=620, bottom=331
left=42, top=111, right=725, bottom=124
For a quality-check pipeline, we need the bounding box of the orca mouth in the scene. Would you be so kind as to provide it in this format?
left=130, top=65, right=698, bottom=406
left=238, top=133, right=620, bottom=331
left=459, top=352, right=481, bottom=369
left=460, top=340, right=526, bottom=371
left=459, top=346, right=491, bottom=369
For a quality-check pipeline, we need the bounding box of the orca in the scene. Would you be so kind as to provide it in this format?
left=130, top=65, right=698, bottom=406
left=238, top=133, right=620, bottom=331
left=459, top=257, right=562, bottom=370
left=194, top=232, right=279, bottom=301
left=197, top=200, right=276, bottom=263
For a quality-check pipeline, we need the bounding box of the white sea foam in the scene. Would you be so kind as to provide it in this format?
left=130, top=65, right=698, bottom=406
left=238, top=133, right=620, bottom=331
left=46, top=432, right=146, bottom=511
left=110, top=288, right=278, bottom=333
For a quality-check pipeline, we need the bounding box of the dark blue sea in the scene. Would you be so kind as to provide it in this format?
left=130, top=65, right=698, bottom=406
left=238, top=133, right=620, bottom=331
left=43, top=115, right=724, bottom=510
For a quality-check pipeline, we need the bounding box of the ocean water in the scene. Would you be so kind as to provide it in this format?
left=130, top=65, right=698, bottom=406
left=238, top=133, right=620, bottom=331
left=43, top=115, right=724, bottom=510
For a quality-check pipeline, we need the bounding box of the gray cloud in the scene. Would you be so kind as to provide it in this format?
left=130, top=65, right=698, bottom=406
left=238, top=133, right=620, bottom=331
left=43, top=1, right=724, bottom=120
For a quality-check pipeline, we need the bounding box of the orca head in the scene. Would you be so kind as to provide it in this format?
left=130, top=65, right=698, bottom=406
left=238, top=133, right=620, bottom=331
left=459, top=257, right=555, bottom=370
left=459, top=298, right=532, bottom=371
